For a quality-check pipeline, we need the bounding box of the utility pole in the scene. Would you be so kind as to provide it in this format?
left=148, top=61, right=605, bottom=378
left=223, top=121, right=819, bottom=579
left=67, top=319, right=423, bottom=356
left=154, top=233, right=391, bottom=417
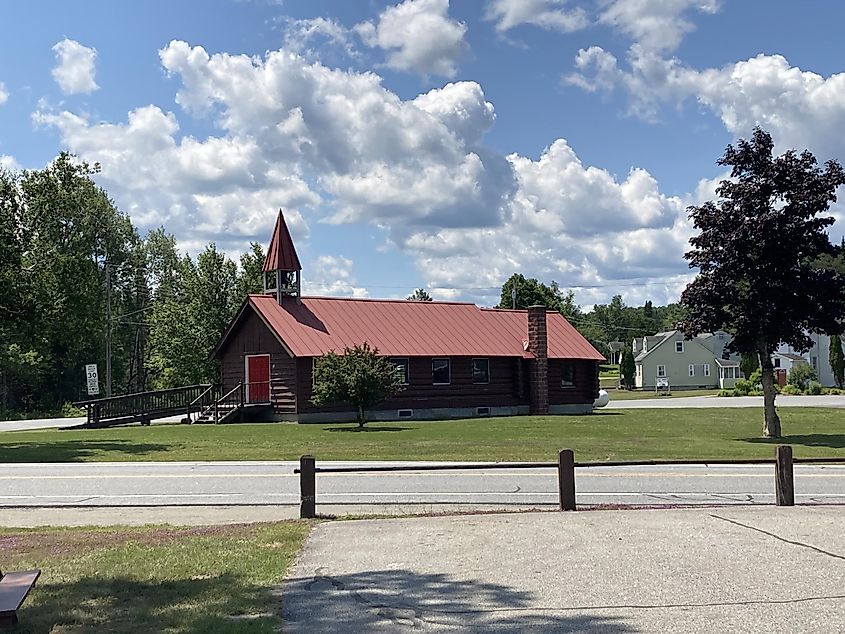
left=105, top=259, right=112, bottom=398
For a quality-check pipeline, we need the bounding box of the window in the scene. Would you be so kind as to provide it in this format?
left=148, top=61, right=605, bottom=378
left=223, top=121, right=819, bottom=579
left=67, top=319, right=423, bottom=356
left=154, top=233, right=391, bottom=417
left=636, top=365, right=642, bottom=377
left=561, top=363, right=576, bottom=387
left=476, top=407, right=490, bottom=416
left=704, top=364, right=711, bottom=377
left=432, top=358, right=450, bottom=385
left=472, top=358, right=490, bottom=384
left=657, top=365, right=667, bottom=378
left=675, top=341, right=684, bottom=353
left=773, top=358, right=781, bottom=368
left=812, top=356, right=818, bottom=370
left=398, top=409, right=413, bottom=418
left=391, top=358, right=409, bottom=385
left=688, top=364, right=695, bottom=377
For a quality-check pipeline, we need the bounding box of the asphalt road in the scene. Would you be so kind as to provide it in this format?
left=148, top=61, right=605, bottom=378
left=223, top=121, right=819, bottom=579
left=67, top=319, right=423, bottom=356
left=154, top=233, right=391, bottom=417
left=1, top=461, right=843, bottom=510
left=283, top=506, right=845, bottom=632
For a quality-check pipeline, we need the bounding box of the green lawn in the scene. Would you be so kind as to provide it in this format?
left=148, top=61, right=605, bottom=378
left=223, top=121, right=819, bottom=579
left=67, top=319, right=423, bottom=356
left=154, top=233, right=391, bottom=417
left=2, top=521, right=311, bottom=633
left=1, top=408, right=843, bottom=463
left=607, top=389, right=723, bottom=401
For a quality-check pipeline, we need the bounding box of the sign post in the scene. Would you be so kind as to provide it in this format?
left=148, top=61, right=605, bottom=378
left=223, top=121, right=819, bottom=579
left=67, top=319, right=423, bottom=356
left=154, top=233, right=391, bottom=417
left=85, top=364, right=100, bottom=396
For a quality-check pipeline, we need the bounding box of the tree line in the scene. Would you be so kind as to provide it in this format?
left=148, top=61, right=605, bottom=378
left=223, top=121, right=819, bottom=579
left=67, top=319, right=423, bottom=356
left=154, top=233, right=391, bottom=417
left=496, top=274, right=685, bottom=359
left=0, top=153, right=263, bottom=415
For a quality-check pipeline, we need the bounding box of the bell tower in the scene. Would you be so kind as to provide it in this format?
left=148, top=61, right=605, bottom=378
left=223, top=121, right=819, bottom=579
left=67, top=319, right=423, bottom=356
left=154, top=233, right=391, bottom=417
left=263, top=210, right=302, bottom=304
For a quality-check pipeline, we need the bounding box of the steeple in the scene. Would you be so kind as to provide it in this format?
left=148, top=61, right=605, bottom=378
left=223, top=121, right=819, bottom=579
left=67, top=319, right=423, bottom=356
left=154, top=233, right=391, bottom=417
left=263, top=210, right=302, bottom=303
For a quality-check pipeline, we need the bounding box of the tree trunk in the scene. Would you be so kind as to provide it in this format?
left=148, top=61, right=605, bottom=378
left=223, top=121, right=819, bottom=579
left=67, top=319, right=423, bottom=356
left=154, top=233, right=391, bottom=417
left=356, top=403, right=365, bottom=429
left=758, top=347, right=781, bottom=438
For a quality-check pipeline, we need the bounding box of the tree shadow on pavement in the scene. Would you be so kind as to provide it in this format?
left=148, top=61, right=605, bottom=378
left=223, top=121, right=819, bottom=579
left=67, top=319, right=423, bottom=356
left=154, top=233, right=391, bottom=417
left=742, top=434, right=845, bottom=449
left=282, top=569, right=634, bottom=633
left=0, top=440, right=172, bottom=463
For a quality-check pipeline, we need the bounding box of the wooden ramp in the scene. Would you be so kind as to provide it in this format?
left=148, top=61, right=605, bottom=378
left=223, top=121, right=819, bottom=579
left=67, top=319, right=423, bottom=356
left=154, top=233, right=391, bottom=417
left=69, top=382, right=275, bottom=429
left=69, top=385, right=218, bottom=429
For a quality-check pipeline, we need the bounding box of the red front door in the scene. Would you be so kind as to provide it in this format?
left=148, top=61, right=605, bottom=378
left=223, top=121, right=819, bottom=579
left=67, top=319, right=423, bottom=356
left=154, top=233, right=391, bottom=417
left=246, top=355, right=270, bottom=403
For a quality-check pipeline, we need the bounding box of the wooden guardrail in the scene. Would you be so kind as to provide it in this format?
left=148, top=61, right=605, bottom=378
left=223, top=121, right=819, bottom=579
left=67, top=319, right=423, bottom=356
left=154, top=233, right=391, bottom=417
left=295, top=446, right=843, bottom=519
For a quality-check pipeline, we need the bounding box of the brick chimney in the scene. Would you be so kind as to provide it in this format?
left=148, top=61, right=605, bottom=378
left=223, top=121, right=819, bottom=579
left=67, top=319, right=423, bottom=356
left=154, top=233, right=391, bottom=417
left=527, top=305, right=549, bottom=414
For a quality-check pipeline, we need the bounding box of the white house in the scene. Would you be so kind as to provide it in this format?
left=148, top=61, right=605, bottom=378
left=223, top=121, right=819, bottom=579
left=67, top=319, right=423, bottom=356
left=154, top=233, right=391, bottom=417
left=776, top=334, right=843, bottom=386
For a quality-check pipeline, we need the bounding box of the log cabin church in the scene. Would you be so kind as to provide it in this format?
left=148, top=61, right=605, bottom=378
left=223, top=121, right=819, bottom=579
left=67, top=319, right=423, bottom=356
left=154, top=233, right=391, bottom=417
left=212, top=211, right=605, bottom=422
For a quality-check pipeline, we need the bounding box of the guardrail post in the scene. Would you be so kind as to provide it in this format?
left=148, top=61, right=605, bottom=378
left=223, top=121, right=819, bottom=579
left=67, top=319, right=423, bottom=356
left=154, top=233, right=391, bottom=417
left=558, top=449, right=576, bottom=511
left=300, top=455, right=316, bottom=519
left=775, top=445, right=794, bottom=506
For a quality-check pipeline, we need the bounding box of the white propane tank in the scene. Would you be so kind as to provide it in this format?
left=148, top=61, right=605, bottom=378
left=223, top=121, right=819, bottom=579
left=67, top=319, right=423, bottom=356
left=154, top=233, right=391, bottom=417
left=593, top=389, right=610, bottom=408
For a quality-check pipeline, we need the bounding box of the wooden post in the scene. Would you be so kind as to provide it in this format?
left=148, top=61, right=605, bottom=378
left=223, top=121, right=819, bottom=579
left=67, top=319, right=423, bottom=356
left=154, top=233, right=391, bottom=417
left=775, top=445, right=794, bottom=506
left=300, top=455, right=316, bottom=519
left=558, top=449, right=576, bottom=511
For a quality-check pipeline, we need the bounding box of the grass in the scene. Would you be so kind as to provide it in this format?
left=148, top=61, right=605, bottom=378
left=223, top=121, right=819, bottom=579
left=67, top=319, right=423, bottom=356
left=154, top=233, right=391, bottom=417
left=2, top=521, right=311, bottom=633
left=607, top=388, right=723, bottom=400
left=1, top=408, right=844, bottom=463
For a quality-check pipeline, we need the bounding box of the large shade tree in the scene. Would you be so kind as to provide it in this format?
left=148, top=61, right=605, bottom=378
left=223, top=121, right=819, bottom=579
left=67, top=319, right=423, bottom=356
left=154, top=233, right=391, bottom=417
left=679, top=128, right=845, bottom=437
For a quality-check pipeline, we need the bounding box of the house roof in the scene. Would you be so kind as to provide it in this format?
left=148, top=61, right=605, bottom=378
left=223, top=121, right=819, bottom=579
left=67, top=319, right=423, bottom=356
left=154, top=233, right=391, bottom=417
left=262, top=210, right=301, bottom=272
left=774, top=352, right=807, bottom=362
left=714, top=358, right=740, bottom=368
left=230, top=295, right=605, bottom=360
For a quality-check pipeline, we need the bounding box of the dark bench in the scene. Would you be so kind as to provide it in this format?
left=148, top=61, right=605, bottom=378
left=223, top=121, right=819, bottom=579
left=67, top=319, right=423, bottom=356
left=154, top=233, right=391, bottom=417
left=0, top=569, right=41, bottom=629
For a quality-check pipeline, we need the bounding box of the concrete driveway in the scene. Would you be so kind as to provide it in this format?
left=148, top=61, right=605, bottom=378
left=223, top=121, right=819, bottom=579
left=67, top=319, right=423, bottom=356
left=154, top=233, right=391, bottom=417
left=282, top=507, right=845, bottom=632
left=607, top=394, right=845, bottom=408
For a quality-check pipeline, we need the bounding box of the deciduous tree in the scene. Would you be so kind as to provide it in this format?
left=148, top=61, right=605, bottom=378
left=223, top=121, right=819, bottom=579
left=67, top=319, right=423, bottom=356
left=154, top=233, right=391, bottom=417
left=679, top=128, right=845, bottom=437
left=311, top=343, right=404, bottom=428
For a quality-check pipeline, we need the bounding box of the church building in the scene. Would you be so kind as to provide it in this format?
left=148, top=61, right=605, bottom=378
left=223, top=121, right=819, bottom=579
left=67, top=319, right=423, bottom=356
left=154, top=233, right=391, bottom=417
left=212, top=211, right=604, bottom=422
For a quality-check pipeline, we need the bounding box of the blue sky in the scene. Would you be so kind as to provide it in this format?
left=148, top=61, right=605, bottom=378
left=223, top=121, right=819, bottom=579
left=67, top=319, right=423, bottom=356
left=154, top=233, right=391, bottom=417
left=2, top=0, right=845, bottom=307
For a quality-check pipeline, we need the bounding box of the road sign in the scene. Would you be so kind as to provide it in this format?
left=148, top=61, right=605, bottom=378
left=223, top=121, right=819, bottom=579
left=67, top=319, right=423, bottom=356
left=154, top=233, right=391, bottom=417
left=85, top=364, right=100, bottom=396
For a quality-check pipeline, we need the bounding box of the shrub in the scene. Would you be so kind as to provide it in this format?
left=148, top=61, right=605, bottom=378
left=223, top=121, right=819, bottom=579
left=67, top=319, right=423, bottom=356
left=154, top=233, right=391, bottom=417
left=787, top=363, right=817, bottom=390
left=828, top=387, right=843, bottom=396
left=718, top=389, right=733, bottom=397
left=61, top=402, right=86, bottom=417
left=748, top=368, right=762, bottom=387
left=781, top=384, right=802, bottom=396
left=733, top=379, right=752, bottom=395
left=807, top=381, right=823, bottom=395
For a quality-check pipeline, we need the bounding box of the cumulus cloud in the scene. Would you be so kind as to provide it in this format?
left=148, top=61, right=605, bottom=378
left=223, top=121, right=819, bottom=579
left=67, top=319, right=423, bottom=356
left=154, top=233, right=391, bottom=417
left=0, top=154, right=21, bottom=172
left=355, top=0, right=468, bottom=77
left=51, top=38, right=99, bottom=94
left=484, top=0, right=588, bottom=33
left=36, top=38, right=697, bottom=306
left=0, top=82, right=8, bottom=105
left=568, top=46, right=845, bottom=161
left=32, top=104, right=317, bottom=247
left=598, top=0, right=720, bottom=52
left=400, top=137, right=691, bottom=306
left=305, top=255, right=369, bottom=298
left=157, top=40, right=512, bottom=230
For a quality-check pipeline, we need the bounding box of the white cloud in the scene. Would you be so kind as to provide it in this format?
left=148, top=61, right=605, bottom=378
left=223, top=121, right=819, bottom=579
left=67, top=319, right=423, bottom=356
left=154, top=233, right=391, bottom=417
left=305, top=255, right=369, bottom=298
left=36, top=39, right=699, bottom=307
left=598, top=0, right=720, bottom=53
left=568, top=47, right=845, bottom=161
left=157, top=41, right=512, bottom=230
left=279, top=16, right=359, bottom=60
left=0, top=82, right=8, bottom=105
left=0, top=155, right=21, bottom=172
left=51, top=38, right=99, bottom=94
left=399, top=137, right=691, bottom=306
left=484, top=0, right=588, bottom=33
left=355, top=0, right=468, bottom=77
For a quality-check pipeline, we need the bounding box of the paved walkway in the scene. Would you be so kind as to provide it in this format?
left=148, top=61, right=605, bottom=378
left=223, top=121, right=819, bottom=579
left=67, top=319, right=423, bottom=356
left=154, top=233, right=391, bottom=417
left=282, top=506, right=845, bottom=632
left=607, top=394, right=845, bottom=408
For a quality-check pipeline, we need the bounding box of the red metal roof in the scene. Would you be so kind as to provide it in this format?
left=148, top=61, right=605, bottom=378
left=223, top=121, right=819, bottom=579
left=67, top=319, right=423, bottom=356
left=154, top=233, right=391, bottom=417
left=247, top=295, right=605, bottom=360
left=262, top=210, right=301, bottom=272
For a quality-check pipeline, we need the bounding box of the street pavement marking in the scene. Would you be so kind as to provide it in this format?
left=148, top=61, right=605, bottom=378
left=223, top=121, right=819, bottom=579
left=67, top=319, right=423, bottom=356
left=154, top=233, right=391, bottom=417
left=1, top=471, right=843, bottom=480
